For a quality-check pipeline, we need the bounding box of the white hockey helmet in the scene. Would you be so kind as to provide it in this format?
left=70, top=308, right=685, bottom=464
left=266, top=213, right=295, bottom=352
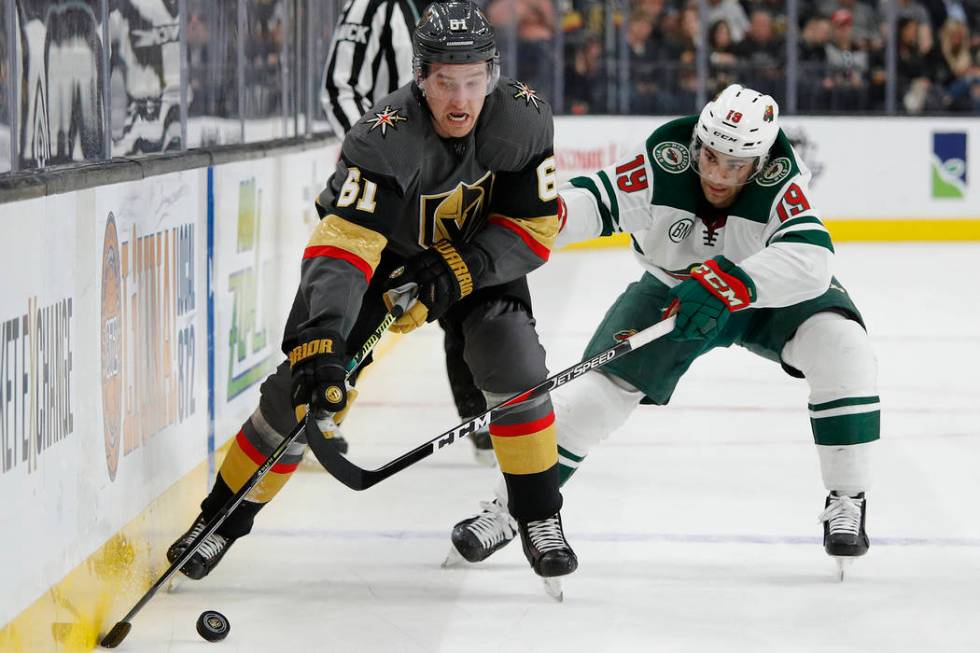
left=691, top=84, right=780, bottom=182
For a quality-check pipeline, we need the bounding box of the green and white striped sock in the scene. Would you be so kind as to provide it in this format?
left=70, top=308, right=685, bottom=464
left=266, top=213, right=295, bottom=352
left=558, top=445, right=586, bottom=486
left=809, top=396, right=880, bottom=445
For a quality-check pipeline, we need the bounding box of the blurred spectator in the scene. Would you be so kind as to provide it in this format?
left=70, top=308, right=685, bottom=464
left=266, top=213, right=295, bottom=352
left=627, top=11, right=662, bottom=112
left=896, top=16, right=943, bottom=111
left=705, top=0, right=751, bottom=42
left=799, top=15, right=833, bottom=109
left=634, top=0, right=667, bottom=25
left=708, top=20, right=739, bottom=93
left=801, top=15, right=833, bottom=62
left=487, top=0, right=557, bottom=102
left=937, top=17, right=978, bottom=109
left=709, top=19, right=739, bottom=64
left=564, top=33, right=607, bottom=113
left=734, top=9, right=786, bottom=96
left=938, top=17, right=973, bottom=79
left=818, top=0, right=880, bottom=46
left=824, top=8, right=871, bottom=109
left=883, top=0, right=935, bottom=52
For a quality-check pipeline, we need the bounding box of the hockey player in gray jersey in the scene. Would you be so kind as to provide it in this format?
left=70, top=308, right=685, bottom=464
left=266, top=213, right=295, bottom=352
left=320, top=0, right=499, bottom=465
left=167, top=1, right=577, bottom=588
left=447, top=84, right=878, bottom=580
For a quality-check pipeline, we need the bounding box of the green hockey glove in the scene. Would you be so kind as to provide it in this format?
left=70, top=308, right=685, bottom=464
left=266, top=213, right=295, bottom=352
left=666, top=255, right=756, bottom=341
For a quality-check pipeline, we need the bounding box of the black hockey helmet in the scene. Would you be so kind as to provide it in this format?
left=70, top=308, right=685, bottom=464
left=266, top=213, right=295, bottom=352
left=413, top=1, right=500, bottom=95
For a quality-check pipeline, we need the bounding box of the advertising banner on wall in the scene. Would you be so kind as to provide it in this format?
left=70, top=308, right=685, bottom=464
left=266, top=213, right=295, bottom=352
left=95, top=172, right=208, bottom=496
left=211, top=159, right=289, bottom=442
left=0, top=195, right=79, bottom=624
left=210, top=145, right=338, bottom=444
left=554, top=116, right=980, bottom=220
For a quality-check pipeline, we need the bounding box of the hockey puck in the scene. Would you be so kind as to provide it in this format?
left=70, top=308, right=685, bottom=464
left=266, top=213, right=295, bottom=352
left=196, top=610, right=230, bottom=642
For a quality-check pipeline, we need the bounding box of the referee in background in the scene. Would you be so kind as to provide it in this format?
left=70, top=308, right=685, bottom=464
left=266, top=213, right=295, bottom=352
left=318, top=0, right=495, bottom=464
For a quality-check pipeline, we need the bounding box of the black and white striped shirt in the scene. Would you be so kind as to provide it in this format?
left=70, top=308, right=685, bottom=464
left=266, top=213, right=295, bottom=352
left=320, top=0, right=423, bottom=136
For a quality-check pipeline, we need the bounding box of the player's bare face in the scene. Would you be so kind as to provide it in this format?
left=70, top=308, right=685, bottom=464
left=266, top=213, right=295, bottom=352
left=423, top=62, right=489, bottom=138
left=697, top=146, right=755, bottom=208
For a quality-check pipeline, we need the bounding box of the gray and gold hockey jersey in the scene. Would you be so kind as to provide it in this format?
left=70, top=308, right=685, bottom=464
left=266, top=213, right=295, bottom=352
left=290, top=78, right=560, bottom=343
left=559, top=115, right=835, bottom=308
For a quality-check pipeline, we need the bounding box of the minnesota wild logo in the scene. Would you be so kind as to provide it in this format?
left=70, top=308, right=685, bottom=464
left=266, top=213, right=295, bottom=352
left=653, top=142, right=690, bottom=174
left=614, top=329, right=638, bottom=342
left=756, top=157, right=792, bottom=187
left=763, top=105, right=775, bottom=122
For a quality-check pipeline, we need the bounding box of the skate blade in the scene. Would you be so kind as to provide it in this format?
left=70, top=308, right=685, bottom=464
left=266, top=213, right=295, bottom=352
left=832, top=556, right=854, bottom=582
left=442, top=546, right=467, bottom=569
left=472, top=448, right=497, bottom=468
left=542, top=578, right=564, bottom=602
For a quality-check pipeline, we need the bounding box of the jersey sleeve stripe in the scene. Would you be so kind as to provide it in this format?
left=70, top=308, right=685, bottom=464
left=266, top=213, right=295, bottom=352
left=770, top=229, right=835, bottom=252
left=303, top=246, right=375, bottom=282
left=304, top=214, right=387, bottom=282
left=765, top=215, right=826, bottom=246
left=569, top=176, right=618, bottom=236
left=596, top=170, right=620, bottom=224
left=488, top=215, right=558, bottom=261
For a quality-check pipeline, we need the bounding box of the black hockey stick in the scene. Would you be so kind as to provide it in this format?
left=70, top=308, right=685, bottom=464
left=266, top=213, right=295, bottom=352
left=306, top=314, right=677, bottom=490
left=100, top=296, right=410, bottom=649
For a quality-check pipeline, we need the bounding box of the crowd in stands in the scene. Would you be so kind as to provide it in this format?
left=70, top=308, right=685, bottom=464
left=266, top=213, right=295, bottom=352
left=484, top=0, right=980, bottom=114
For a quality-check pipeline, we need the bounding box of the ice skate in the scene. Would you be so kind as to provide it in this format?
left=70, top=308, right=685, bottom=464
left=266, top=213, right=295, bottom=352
left=444, top=498, right=517, bottom=567
left=818, top=492, right=869, bottom=581
left=166, top=513, right=237, bottom=580
left=519, top=512, right=577, bottom=601
left=469, top=426, right=496, bottom=467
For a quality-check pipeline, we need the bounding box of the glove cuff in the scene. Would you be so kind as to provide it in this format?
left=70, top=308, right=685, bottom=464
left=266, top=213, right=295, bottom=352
left=692, top=256, right=756, bottom=312
left=433, top=240, right=475, bottom=299
left=285, top=328, right=344, bottom=368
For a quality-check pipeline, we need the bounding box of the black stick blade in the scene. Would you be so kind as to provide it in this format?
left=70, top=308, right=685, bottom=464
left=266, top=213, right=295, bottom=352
left=100, top=621, right=131, bottom=648
left=305, top=420, right=371, bottom=490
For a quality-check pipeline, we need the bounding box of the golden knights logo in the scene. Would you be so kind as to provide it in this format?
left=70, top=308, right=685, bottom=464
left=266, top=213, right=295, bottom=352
left=364, top=105, right=407, bottom=136
left=510, top=81, right=541, bottom=111
left=418, top=171, right=494, bottom=247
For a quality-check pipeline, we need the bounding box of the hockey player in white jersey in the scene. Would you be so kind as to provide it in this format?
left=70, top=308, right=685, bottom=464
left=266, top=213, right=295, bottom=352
left=447, top=84, right=877, bottom=580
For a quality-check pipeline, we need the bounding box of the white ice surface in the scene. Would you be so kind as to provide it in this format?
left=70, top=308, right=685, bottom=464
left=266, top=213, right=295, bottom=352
left=130, top=243, right=980, bottom=652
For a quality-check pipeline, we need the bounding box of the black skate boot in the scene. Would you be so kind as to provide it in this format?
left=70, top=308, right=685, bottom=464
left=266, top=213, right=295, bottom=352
left=469, top=426, right=495, bottom=467
left=519, top=512, right=577, bottom=600
left=444, top=499, right=517, bottom=566
left=819, top=492, right=869, bottom=581
left=519, top=512, right=578, bottom=577
left=166, top=513, right=237, bottom=580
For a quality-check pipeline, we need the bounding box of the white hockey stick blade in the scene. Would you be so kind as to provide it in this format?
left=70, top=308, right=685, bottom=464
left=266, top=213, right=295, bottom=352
left=543, top=578, right=564, bottom=602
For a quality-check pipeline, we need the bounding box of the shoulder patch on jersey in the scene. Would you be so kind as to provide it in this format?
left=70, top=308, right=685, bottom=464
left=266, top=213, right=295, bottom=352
left=476, top=78, right=554, bottom=172
left=509, top=80, right=542, bottom=111
left=756, top=157, right=792, bottom=187
left=363, top=105, right=408, bottom=137
left=653, top=142, right=691, bottom=174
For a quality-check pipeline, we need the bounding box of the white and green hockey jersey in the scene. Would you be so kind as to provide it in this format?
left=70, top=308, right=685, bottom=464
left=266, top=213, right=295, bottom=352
left=558, top=115, right=835, bottom=308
